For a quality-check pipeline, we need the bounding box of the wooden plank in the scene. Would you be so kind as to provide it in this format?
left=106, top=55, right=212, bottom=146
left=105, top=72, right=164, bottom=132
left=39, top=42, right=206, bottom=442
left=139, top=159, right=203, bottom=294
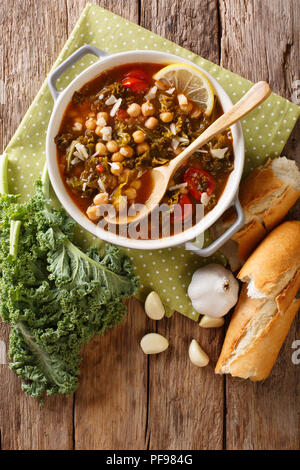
left=141, top=0, right=220, bottom=63
left=141, top=0, right=225, bottom=450
left=220, top=0, right=300, bottom=450
left=74, top=298, right=148, bottom=450
left=66, top=0, right=139, bottom=26
left=146, top=313, right=225, bottom=449
left=0, top=0, right=73, bottom=450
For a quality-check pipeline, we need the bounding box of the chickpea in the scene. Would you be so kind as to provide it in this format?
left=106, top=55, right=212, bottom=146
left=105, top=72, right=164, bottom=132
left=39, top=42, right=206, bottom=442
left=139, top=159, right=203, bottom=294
left=127, top=103, right=141, bottom=118
left=111, top=152, right=124, bottom=162
left=97, top=111, right=109, bottom=122
left=85, top=118, right=97, bottom=130
left=120, top=145, right=134, bottom=158
left=95, top=142, right=108, bottom=155
left=145, top=117, right=159, bottom=130
left=110, top=161, right=123, bottom=175
left=95, top=125, right=104, bottom=136
left=159, top=112, right=174, bottom=123
left=141, top=101, right=155, bottom=117
left=132, top=130, right=146, bottom=143
left=137, top=142, right=150, bottom=155
left=86, top=205, right=100, bottom=221
left=130, top=179, right=142, bottom=190
left=93, top=192, right=109, bottom=205
left=124, top=187, right=137, bottom=200
left=106, top=140, right=119, bottom=153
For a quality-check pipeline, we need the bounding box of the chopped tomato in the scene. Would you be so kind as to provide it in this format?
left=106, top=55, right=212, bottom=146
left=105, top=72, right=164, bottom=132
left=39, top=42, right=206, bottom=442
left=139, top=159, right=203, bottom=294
left=116, top=108, right=129, bottom=120
left=96, top=164, right=105, bottom=173
left=122, top=76, right=149, bottom=92
left=171, top=194, right=193, bottom=223
left=184, top=168, right=215, bottom=200
left=122, top=67, right=150, bottom=92
left=124, top=67, right=150, bottom=82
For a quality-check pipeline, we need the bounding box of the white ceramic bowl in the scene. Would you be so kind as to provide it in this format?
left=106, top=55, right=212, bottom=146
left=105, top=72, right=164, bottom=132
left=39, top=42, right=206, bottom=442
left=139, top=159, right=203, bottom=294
left=47, top=47, right=244, bottom=253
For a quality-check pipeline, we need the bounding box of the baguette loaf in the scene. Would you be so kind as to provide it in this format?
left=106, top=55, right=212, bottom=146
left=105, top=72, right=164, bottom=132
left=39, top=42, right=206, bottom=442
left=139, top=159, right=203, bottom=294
left=212, top=157, right=300, bottom=269
left=215, top=221, right=300, bottom=381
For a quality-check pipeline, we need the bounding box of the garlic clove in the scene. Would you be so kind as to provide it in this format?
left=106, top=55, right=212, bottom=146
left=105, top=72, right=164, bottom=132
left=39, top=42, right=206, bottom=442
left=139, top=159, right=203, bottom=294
left=199, top=315, right=225, bottom=328
left=144, top=291, right=165, bottom=320
left=140, top=333, right=169, bottom=354
left=188, top=339, right=210, bottom=367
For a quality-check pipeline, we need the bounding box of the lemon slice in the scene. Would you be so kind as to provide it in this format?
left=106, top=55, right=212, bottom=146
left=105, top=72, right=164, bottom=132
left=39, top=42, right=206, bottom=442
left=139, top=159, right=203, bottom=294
left=153, top=64, right=214, bottom=116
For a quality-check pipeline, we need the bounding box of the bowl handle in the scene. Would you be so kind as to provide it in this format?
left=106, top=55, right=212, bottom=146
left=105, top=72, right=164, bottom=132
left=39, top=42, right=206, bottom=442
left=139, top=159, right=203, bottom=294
left=48, top=45, right=109, bottom=101
left=185, top=196, right=245, bottom=257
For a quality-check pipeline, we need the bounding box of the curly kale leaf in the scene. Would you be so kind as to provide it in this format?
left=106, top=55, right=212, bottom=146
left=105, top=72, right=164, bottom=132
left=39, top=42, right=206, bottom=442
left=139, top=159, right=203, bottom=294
left=0, top=163, right=139, bottom=399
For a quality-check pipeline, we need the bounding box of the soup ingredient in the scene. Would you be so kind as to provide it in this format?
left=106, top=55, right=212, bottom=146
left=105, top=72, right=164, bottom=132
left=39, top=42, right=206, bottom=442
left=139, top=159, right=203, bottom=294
left=0, top=157, right=139, bottom=399
left=132, top=130, right=146, bottom=143
left=188, top=264, right=239, bottom=318
left=106, top=140, right=119, bottom=153
left=144, top=291, right=165, bottom=320
left=188, top=339, right=210, bottom=367
left=199, top=315, right=225, bottom=328
left=184, top=167, right=215, bottom=200
left=160, top=112, right=174, bottom=123
left=210, top=147, right=228, bottom=159
left=96, top=142, right=108, bottom=156
left=122, top=68, right=149, bottom=93
left=127, top=103, right=141, bottom=117
left=141, top=101, right=156, bottom=116
left=140, top=333, right=169, bottom=354
left=124, top=67, right=150, bottom=83
left=153, top=63, right=214, bottom=116
left=145, top=116, right=159, bottom=129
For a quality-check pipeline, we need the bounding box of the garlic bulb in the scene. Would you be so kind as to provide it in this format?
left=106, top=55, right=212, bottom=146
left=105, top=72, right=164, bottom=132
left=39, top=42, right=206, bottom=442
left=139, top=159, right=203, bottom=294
left=188, top=264, right=239, bottom=318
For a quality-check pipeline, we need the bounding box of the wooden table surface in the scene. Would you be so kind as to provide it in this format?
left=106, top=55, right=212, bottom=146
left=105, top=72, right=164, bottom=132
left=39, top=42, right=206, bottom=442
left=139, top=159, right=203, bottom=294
left=0, top=0, right=299, bottom=450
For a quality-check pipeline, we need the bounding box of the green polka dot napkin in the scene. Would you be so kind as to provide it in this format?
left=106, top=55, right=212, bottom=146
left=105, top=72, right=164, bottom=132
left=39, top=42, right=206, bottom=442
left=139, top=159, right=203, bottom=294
left=3, top=3, right=299, bottom=320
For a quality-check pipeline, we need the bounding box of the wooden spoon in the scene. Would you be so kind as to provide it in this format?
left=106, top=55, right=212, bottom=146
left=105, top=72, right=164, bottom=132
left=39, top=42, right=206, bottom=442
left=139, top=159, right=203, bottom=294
left=107, top=81, right=271, bottom=225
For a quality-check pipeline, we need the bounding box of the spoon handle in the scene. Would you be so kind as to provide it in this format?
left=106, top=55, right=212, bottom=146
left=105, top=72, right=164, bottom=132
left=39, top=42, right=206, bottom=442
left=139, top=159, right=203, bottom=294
left=169, top=81, right=271, bottom=173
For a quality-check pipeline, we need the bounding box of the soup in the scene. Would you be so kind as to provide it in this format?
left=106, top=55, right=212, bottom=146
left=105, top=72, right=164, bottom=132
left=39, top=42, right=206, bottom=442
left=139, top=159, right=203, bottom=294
left=55, top=62, right=234, bottom=238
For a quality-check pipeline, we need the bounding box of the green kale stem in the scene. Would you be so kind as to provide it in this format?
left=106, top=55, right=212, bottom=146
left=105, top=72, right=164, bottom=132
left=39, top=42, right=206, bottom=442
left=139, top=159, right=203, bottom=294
left=0, top=153, right=9, bottom=195
left=9, top=220, right=22, bottom=257
left=0, top=154, right=22, bottom=257
left=41, top=162, right=50, bottom=198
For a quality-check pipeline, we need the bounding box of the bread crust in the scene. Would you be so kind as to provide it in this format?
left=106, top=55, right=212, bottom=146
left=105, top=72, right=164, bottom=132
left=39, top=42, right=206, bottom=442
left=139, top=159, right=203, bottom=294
left=217, top=158, right=300, bottom=264
left=215, top=290, right=300, bottom=381
left=216, top=221, right=300, bottom=381
left=238, top=221, right=300, bottom=297
left=232, top=219, right=267, bottom=260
